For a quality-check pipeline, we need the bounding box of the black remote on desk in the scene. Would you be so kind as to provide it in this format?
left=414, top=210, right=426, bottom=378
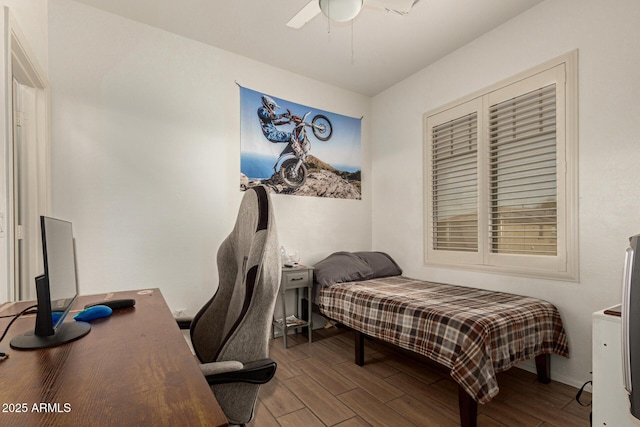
left=84, top=299, right=136, bottom=310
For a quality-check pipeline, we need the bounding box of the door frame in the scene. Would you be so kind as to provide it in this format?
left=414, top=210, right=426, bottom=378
left=2, top=7, right=50, bottom=302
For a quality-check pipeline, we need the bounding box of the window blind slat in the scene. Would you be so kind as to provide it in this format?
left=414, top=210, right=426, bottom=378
left=489, top=84, right=558, bottom=256
left=490, top=129, right=556, bottom=149
left=431, top=112, right=478, bottom=252
left=490, top=85, right=556, bottom=113
left=491, top=99, right=556, bottom=126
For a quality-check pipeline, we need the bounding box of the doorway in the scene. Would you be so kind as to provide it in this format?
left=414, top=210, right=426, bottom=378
left=5, top=13, right=50, bottom=302
left=12, top=79, right=44, bottom=300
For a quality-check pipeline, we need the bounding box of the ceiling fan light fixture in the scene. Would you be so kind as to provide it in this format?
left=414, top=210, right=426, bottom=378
left=319, top=0, right=364, bottom=22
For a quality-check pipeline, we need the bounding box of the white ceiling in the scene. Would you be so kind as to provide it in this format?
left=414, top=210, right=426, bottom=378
left=70, top=0, right=544, bottom=96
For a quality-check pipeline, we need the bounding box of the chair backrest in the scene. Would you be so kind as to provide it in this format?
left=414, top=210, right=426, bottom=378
left=189, top=185, right=281, bottom=424
left=190, top=185, right=280, bottom=363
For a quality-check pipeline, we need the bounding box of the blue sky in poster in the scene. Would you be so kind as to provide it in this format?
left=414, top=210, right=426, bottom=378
left=240, top=87, right=361, bottom=179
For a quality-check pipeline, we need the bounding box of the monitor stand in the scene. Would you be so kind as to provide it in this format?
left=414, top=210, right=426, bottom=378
left=10, top=321, right=91, bottom=350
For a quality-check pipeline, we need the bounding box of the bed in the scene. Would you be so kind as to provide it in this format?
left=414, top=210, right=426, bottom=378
left=313, top=251, right=570, bottom=427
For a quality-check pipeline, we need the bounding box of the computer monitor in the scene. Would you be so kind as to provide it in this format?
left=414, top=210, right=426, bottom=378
left=10, top=216, right=90, bottom=350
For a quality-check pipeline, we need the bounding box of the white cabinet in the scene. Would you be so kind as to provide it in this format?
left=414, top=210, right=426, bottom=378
left=593, top=308, right=640, bottom=426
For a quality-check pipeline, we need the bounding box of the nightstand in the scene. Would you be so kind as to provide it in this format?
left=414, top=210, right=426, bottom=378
left=272, top=265, right=313, bottom=349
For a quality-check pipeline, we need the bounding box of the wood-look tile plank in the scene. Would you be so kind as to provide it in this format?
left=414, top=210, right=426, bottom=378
left=333, top=329, right=359, bottom=347
left=363, top=338, right=450, bottom=383
left=297, top=337, right=351, bottom=366
left=386, top=394, right=459, bottom=427
left=268, top=342, right=307, bottom=382
left=476, top=413, right=512, bottom=427
left=505, top=391, right=587, bottom=427
left=478, top=397, right=543, bottom=427
left=247, top=400, right=279, bottom=427
left=362, top=353, right=402, bottom=379
left=339, top=388, right=414, bottom=427
left=334, top=416, right=373, bottom=427
left=295, top=356, right=358, bottom=396
left=270, top=338, right=311, bottom=364
left=335, top=332, right=386, bottom=361
left=259, top=377, right=306, bottom=418
left=384, top=372, right=459, bottom=422
left=509, top=385, right=575, bottom=410
left=284, top=374, right=356, bottom=426
left=382, top=353, right=446, bottom=385
left=277, top=408, right=325, bottom=427
left=562, top=395, right=592, bottom=420
left=502, top=365, right=583, bottom=401
left=332, top=361, right=404, bottom=403
left=273, top=358, right=303, bottom=381
left=318, top=333, right=361, bottom=361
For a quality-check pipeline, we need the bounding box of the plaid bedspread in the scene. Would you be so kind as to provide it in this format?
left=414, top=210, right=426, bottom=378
left=317, top=276, right=569, bottom=404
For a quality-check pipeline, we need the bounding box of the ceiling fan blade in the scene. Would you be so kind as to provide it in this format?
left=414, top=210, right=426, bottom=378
left=365, top=0, right=418, bottom=14
left=286, top=1, right=321, bottom=29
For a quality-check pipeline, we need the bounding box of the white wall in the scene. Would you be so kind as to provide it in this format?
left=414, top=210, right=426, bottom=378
left=48, top=0, right=372, bottom=316
left=371, top=0, right=640, bottom=389
left=0, top=0, right=48, bottom=304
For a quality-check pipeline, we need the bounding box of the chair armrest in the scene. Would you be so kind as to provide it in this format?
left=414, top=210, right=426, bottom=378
left=200, top=360, right=244, bottom=376
left=175, top=317, right=193, bottom=330
left=203, top=358, right=277, bottom=385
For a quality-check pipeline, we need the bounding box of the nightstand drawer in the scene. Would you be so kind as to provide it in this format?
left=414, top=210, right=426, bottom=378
left=282, top=269, right=311, bottom=289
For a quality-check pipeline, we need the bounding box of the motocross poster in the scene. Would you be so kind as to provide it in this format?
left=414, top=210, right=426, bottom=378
left=239, top=86, right=362, bottom=199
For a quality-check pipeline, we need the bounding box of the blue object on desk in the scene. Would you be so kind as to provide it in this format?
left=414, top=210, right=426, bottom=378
left=74, top=305, right=112, bottom=322
left=52, top=312, right=63, bottom=324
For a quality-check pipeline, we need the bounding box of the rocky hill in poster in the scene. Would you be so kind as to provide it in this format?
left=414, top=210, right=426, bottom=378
left=243, top=155, right=361, bottom=199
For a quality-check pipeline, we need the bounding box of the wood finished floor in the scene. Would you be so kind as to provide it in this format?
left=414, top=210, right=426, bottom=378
left=249, top=327, right=591, bottom=427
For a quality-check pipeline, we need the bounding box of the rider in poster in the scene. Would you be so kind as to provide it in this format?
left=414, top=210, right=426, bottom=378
left=257, top=95, right=303, bottom=157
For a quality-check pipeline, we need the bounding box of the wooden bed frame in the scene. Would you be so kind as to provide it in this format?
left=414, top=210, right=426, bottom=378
left=353, top=331, right=551, bottom=427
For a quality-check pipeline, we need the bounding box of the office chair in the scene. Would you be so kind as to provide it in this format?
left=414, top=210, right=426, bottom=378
left=178, top=185, right=281, bottom=426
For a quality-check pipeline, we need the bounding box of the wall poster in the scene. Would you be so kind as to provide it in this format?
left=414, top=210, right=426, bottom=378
left=239, top=86, right=362, bottom=199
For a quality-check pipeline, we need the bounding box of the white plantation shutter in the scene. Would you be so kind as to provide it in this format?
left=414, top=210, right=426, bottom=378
left=424, top=52, right=578, bottom=280
left=431, top=112, right=478, bottom=252
left=488, top=84, right=558, bottom=256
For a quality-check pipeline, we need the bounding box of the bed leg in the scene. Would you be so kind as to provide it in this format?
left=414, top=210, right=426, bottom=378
left=535, top=353, right=551, bottom=384
left=355, top=331, right=365, bottom=366
left=457, top=385, right=478, bottom=427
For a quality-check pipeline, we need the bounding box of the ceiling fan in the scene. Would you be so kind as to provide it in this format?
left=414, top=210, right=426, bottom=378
left=286, top=0, right=420, bottom=29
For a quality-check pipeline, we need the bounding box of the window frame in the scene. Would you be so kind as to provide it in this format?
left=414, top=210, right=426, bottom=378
left=423, top=51, right=579, bottom=281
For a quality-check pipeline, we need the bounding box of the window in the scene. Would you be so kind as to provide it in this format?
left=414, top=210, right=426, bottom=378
left=424, top=51, right=578, bottom=280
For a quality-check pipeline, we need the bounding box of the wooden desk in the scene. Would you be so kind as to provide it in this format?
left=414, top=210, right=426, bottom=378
left=0, top=289, right=228, bottom=427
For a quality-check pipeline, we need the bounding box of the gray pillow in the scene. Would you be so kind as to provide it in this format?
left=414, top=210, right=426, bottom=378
left=353, top=252, right=402, bottom=278
left=313, top=252, right=373, bottom=286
